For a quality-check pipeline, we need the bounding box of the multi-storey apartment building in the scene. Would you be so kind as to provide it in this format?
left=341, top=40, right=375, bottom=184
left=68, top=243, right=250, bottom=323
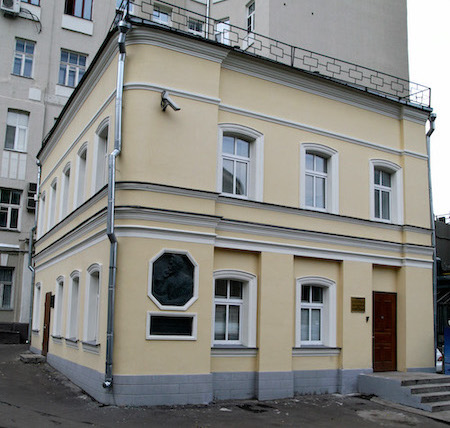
left=0, top=0, right=117, bottom=336
left=29, top=3, right=434, bottom=405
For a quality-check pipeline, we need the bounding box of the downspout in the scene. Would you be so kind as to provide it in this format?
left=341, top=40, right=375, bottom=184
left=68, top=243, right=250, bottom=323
left=426, top=112, right=437, bottom=351
left=103, top=16, right=131, bottom=389
left=27, top=160, right=42, bottom=344
left=205, top=0, right=210, bottom=39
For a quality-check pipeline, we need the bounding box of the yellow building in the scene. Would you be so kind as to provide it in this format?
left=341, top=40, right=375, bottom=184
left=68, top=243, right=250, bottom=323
left=30, top=7, right=434, bottom=406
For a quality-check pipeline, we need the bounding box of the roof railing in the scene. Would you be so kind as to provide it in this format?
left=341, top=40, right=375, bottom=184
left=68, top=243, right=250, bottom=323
left=115, top=0, right=431, bottom=109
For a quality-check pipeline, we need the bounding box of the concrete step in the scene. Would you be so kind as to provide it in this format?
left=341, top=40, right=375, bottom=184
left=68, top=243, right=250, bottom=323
left=19, top=353, right=46, bottom=364
left=420, top=391, right=450, bottom=403
left=402, top=377, right=450, bottom=387
left=410, top=384, right=450, bottom=395
left=429, top=401, right=450, bottom=413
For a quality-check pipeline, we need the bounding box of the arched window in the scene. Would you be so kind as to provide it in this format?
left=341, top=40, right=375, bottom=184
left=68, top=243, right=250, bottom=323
left=84, top=264, right=100, bottom=343
left=60, top=162, right=71, bottom=220
left=93, top=119, right=109, bottom=193
left=66, top=271, right=80, bottom=340
left=212, top=270, right=257, bottom=348
left=75, top=143, right=87, bottom=208
left=48, top=178, right=57, bottom=229
left=300, top=143, right=339, bottom=213
left=217, top=124, right=264, bottom=201
left=369, top=159, right=403, bottom=224
left=37, top=191, right=46, bottom=237
left=295, top=276, right=336, bottom=348
left=53, top=276, right=65, bottom=337
left=32, top=282, right=41, bottom=331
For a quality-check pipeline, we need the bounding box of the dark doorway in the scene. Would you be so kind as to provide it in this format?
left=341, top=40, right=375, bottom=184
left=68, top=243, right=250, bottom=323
left=373, top=291, right=397, bottom=372
left=42, top=292, right=52, bottom=356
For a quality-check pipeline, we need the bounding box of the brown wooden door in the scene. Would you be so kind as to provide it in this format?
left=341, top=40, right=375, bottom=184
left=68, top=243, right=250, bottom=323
left=42, top=292, right=52, bottom=356
left=373, top=292, right=397, bottom=372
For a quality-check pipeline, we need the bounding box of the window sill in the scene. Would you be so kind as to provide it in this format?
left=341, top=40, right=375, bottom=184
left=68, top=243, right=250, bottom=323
left=32, top=329, right=39, bottom=334
left=0, top=228, right=20, bottom=233
left=65, top=337, right=79, bottom=349
left=11, top=73, right=33, bottom=80
left=51, top=335, right=63, bottom=344
left=0, top=308, right=13, bottom=311
left=3, top=147, right=27, bottom=153
left=61, top=14, right=93, bottom=35
left=292, top=347, right=341, bottom=357
left=82, top=341, right=100, bottom=354
left=211, top=346, right=258, bottom=357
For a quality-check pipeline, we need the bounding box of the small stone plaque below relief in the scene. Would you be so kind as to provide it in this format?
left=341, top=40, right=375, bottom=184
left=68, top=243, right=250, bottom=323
left=351, top=297, right=365, bottom=313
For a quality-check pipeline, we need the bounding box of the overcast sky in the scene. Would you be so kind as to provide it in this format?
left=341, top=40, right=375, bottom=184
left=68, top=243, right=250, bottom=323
left=408, top=0, right=449, bottom=217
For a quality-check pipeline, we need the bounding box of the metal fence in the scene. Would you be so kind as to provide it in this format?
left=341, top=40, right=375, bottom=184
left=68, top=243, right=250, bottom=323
left=115, top=0, right=431, bottom=108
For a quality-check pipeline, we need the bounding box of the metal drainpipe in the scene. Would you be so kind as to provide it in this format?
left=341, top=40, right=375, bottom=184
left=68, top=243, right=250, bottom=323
left=103, top=16, right=131, bottom=389
left=426, top=113, right=437, bottom=351
left=27, top=160, right=42, bottom=344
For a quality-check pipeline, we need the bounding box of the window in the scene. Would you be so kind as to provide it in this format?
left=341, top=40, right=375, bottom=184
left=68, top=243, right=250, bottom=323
left=58, top=50, right=86, bottom=88
left=66, top=272, right=79, bottom=339
left=60, top=163, right=71, bottom=219
left=305, top=153, right=327, bottom=210
left=147, top=312, right=197, bottom=340
left=300, top=143, right=338, bottom=214
left=48, top=179, right=57, bottom=229
left=13, top=39, right=35, bottom=78
left=370, top=160, right=403, bottom=224
left=32, top=283, right=41, bottom=330
left=218, top=124, right=264, bottom=201
left=5, top=110, right=29, bottom=152
left=75, top=145, right=87, bottom=207
left=64, top=0, right=92, bottom=20
left=84, top=265, right=100, bottom=343
left=37, top=191, right=46, bottom=237
left=296, top=277, right=336, bottom=348
left=53, top=277, right=64, bottom=337
left=215, top=20, right=230, bottom=45
left=0, top=188, right=21, bottom=230
left=22, top=0, right=40, bottom=5
left=247, top=1, right=255, bottom=33
left=152, top=4, right=171, bottom=26
left=188, top=18, right=203, bottom=35
left=212, top=270, right=257, bottom=348
left=0, top=268, right=13, bottom=310
left=93, top=121, right=108, bottom=193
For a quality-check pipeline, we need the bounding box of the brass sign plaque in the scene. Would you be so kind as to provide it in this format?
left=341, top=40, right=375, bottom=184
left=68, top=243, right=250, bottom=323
left=351, top=297, right=365, bottom=313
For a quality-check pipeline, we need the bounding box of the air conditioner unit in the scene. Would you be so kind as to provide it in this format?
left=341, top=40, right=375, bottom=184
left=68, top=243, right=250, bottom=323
left=1, top=0, right=20, bottom=15
left=27, top=183, right=37, bottom=212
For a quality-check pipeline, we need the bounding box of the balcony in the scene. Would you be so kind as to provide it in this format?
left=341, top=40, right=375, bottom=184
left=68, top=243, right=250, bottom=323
left=115, top=0, right=431, bottom=109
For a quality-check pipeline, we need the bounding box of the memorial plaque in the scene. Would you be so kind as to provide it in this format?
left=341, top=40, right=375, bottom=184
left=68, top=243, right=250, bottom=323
left=351, top=297, right=365, bottom=313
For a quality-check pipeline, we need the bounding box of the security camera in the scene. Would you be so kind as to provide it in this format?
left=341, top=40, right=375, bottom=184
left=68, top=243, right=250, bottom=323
left=161, top=91, right=180, bottom=112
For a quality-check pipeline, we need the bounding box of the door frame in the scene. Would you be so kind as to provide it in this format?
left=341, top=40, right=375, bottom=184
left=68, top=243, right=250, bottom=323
left=42, top=291, right=52, bottom=356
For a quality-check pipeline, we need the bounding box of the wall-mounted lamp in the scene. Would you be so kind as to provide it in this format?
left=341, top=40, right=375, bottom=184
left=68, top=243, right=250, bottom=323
left=161, top=91, right=180, bottom=112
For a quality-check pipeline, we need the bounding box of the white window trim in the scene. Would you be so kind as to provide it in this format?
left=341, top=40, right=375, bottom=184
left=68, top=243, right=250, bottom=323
left=83, top=263, right=101, bottom=344
left=217, top=123, right=264, bottom=202
left=37, top=190, right=46, bottom=237
left=148, top=249, right=199, bottom=311
left=53, top=276, right=65, bottom=337
left=212, top=270, right=257, bottom=348
left=300, top=143, right=338, bottom=214
left=146, top=311, right=197, bottom=341
left=66, top=270, right=80, bottom=340
left=188, top=17, right=204, bottom=36
left=152, top=4, right=172, bottom=26
left=74, top=142, right=88, bottom=209
left=91, top=118, right=109, bottom=195
left=295, top=276, right=336, bottom=348
left=47, top=178, right=58, bottom=229
left=32, top=282, right=41, bottom=331
left=369, top=159, right=403, bottom=224
left=59, top=162, right=71, bottom=221
left=0, top=268, right=14, bottom=310
left=5, top=110, right=29, bottom=152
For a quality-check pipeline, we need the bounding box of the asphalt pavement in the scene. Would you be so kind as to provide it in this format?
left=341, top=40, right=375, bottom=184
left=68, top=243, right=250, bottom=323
left=0, top=344, right=447, bottom=427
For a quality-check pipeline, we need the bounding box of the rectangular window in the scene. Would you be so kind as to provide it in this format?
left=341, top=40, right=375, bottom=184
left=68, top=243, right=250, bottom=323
left=152, top=4, right=171, bottom=26
left=147, top=312, right=197, bottom=340
left=64, top=0, right=92, bottom=20
left=247, top=1, right=255, bottom=33
left=22, top=0, right=40, bottom=5
left=374, top=168, right=391, bottom=220
left=214, top=279, right=243, bottom=344
left=301, top=285, right=323, bottom=344
left=0, top=268, right=13, bottom=310
left=305, top=153, right=327, bottom=210
left=13, top=39, right=35, bottom=78
left=58, top=50, right=87, bottom=88
left=5, top=110, right=29, bottom=152
left=0, top=188, right=21, bottom=230
left=188, top=18, right=203, bottom=35
left=222, top=136, right=250, bottom=197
